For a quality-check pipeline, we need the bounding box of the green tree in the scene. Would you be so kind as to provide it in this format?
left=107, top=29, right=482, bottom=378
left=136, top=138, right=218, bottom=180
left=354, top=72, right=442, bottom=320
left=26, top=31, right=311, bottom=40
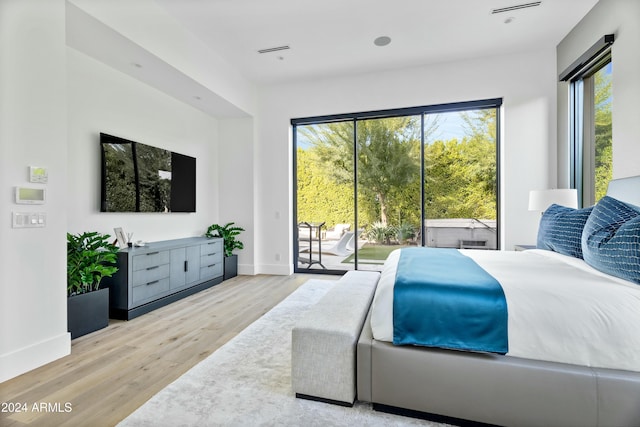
left=302, top=117, right=421, bottom=226
left=424, top=109, right=497, bottom=220
left=594, top=65, right=612, bottom=201
left=296, top=110, right=497, bottom=242
left=296, top=147, right=353, bottom=228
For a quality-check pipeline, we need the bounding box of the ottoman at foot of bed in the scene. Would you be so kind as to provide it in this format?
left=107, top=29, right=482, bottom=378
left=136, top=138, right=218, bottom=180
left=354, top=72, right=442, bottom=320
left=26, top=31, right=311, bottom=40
left=291, top=270, right=380, bottom=405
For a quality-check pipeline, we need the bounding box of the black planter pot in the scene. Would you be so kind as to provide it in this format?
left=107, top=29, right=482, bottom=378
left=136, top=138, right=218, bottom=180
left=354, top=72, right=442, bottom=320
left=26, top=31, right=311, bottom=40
left=67, top=287, right=109, bottom=339
left=223, top=254, right=238, bottom=280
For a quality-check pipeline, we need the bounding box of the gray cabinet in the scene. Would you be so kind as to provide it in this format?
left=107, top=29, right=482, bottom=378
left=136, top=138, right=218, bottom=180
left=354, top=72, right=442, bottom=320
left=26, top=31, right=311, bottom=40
left=170, top=245, right=201, bottom=289
left=200, top=239, right=224, bottom=280
left=105, top=237, right=224, bottom=320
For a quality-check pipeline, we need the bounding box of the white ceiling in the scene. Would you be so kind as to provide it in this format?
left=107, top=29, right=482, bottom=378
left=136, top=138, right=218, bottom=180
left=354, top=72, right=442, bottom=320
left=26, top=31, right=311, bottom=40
left=67, top=0, right=599, bottom=117
left=155, top=0, right=599, bottom=84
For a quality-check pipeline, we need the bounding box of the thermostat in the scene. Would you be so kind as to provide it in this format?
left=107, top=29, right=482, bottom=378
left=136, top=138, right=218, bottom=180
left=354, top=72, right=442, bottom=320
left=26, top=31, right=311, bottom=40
left=15, top=187, right=46, bottom=204
left=29, top=166, right=48, bottom=183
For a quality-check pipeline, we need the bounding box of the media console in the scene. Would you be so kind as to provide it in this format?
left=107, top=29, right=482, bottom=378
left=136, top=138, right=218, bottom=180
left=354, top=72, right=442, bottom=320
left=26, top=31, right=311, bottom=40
left=104, top=237, right=224, bottom=320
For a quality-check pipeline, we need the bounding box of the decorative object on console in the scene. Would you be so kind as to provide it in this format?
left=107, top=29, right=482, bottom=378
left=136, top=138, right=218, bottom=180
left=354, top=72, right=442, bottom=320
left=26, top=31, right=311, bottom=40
left=205, top=222, right=245, bottom=280
left=67, top=231, right=119, bottom=339
left=528, top=188, right=578, bottom=213
left=113, top=227, right=128, bottom=249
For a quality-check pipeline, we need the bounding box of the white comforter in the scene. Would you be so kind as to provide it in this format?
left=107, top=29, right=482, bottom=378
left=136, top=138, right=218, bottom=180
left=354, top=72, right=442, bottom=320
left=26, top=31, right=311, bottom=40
left=371, top=248, right=640, bottom=372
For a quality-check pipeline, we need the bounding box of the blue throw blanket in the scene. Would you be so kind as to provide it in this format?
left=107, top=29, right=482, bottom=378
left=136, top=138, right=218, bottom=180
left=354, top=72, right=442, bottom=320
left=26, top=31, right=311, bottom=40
left=393, top=247, right=508, bottom=354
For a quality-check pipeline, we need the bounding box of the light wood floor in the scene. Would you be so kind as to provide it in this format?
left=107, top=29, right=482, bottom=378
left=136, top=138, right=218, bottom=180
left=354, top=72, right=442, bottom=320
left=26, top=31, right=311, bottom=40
left=1, top=274, right=332, bottom=427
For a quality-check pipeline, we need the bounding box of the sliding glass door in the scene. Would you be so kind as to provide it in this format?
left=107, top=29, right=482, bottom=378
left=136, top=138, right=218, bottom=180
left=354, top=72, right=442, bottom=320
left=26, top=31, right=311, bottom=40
left=293, top=99, right=500, bottom=273
left=355, top=116, right=421, bottom=271
left=423, top=109, right=498, bottom=250
left=295, top=121, right=355, bottom=271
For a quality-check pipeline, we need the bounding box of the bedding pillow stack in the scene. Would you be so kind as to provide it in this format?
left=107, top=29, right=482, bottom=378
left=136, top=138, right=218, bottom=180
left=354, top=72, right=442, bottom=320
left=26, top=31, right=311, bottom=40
left=581, top=196, right=640, bottom=284
left=537, top=204, right=593, bottom=258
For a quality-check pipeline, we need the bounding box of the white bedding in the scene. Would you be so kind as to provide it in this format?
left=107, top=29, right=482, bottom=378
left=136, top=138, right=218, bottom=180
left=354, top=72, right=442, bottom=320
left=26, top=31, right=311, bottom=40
left=371, top=248, right=640, bottom=372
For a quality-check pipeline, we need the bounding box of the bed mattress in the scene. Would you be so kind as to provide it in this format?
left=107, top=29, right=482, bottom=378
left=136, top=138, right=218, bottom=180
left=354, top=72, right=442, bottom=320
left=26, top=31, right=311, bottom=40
left=371, top=248, right=640, bottom=372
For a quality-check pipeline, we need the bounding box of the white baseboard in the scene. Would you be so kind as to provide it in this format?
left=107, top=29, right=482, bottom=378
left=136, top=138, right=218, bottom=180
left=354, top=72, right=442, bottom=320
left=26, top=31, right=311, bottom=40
left=0, top=332, right=70, bottom=383
left=254, top=263, right=293, bottom=276
left=237, top=263, right=256, bottom=276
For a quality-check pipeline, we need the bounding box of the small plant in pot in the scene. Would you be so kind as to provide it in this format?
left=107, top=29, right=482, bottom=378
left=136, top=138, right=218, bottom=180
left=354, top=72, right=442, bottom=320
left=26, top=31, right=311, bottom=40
left=205, top=222, right=244, bottom=280
left=67, top=231, right=119, bottom=339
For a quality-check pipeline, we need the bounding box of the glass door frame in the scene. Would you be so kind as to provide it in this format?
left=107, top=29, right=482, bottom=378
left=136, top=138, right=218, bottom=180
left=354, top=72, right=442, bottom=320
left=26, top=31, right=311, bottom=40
left=292, top=98, right=502, bottom=274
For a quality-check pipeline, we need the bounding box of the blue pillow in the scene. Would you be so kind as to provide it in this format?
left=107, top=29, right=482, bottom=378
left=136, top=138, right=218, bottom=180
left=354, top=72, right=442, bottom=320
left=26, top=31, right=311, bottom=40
left=537, top=204, right=594, bottom=258
left=582, top=196, right=640, bottom=284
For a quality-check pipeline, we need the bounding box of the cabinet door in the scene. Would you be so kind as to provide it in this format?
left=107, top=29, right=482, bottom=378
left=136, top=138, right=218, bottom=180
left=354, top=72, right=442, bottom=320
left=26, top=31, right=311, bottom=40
left=185, top=245, right=201, bottom=284
left=170, top=248, right=187, bottom=289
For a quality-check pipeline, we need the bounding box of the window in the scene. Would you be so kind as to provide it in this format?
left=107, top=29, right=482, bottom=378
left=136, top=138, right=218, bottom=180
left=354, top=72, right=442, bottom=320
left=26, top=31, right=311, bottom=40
left=293, top=99, right=501, bottom=274
left=562, top=35, right=614, bottom=206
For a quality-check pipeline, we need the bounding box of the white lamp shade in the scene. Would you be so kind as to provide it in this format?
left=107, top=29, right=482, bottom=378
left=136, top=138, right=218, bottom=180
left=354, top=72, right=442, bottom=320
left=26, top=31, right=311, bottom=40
left=528, top=189, right=578, bottom=211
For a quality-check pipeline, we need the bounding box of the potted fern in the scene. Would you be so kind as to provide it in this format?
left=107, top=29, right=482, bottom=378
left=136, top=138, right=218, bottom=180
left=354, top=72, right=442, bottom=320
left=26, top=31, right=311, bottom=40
left=67, top=231, right=119, bottom=338
left=205, top=222, right=244, bottom=280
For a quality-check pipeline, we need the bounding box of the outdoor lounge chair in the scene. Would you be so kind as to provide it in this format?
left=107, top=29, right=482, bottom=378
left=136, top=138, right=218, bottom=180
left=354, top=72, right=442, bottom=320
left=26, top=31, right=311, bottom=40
left=324, top=223, right=350, bottom=240
left=346, top=229, right=364, bottom=252
left=321, top=231, right=354, bottom=256
left=300, top=231, right=354, bottom=257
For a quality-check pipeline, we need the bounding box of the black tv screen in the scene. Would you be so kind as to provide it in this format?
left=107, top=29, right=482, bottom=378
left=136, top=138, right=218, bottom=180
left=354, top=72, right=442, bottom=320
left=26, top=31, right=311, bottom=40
left=100, top=133, right=196, bottom=212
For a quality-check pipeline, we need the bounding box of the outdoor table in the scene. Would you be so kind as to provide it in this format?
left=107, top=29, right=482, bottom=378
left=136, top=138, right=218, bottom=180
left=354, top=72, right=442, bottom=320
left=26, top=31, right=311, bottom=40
left=298, top=221, right=325, bottom=269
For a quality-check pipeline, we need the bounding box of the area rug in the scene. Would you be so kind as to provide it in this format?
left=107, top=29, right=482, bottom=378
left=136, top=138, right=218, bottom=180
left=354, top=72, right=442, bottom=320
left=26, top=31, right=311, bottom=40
left=118, top=279, right=448, bottom=427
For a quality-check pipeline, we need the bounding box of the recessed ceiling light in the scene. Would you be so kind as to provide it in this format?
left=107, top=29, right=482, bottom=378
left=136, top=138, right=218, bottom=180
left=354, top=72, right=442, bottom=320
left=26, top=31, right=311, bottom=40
left=504, top=16, right=515, bottom=24
left=374, top=36, right=391, bottom=47
left=131, top=62, right=142, bottom=68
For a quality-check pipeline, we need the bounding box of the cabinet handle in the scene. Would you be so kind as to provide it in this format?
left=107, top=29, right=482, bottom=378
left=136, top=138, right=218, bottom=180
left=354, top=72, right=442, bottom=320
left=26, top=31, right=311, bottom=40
left=146, top=266, right=159, bottom=270
left=184, top=260, right=188, bottom=272
left=207, top=252, right=217, bottom=256
left=208, top=263, right=217, bottom=268
left=146, top=252, right=159, bottom=256
left=146, top=280, right=159, bottom=286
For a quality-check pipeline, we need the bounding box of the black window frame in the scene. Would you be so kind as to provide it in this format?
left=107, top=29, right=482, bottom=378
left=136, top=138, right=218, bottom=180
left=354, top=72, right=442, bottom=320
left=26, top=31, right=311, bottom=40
left=561, top=34, right=614, bottom=207
left=292, top=98, right=502, bottom=274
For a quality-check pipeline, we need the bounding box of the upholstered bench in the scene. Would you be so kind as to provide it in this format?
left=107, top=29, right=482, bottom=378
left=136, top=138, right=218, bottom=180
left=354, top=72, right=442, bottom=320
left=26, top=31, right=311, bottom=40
left=291, top=270, right=380, bottom=406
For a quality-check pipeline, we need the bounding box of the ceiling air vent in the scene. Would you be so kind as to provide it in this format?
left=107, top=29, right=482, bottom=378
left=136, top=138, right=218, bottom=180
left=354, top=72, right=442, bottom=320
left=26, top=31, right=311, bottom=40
left=491, top=1, right=541, bottom=14
left=258, top=45, right=290, bottom=54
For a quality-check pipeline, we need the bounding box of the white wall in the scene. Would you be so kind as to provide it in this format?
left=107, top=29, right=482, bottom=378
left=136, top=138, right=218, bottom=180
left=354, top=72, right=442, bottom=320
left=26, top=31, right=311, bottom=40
left=1, top=3, right=228, bottom=381
left=68, top=0, right=256, bottom=116
left=0, top=0, right=71, bottom=382
left=557, top=0, right=640, bottom=185
left=217, top=118, right=255, bottom=273
left=67, top=48, right=220, bottom=241
left=254, top=49, right=558, bottom=274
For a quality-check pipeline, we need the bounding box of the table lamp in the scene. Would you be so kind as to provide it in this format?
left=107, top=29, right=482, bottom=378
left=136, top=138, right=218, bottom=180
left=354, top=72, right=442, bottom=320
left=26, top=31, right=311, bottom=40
left=528, top=189, right=578, bottom=213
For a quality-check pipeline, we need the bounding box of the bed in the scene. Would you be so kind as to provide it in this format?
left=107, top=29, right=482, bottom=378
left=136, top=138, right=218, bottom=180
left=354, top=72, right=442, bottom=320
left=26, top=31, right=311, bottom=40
left=356, top=175, right=640, bottom=427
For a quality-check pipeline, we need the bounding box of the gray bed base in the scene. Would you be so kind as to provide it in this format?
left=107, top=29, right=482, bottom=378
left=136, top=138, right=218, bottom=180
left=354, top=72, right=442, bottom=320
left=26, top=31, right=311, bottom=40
left=357, top=306, right=640, bottom=427
left=354, top=175, right=640, bottom=427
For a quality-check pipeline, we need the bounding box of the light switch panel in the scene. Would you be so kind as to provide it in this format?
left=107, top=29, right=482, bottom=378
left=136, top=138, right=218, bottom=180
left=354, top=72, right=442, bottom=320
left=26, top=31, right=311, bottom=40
left=12, top=212, right=46, bottom=228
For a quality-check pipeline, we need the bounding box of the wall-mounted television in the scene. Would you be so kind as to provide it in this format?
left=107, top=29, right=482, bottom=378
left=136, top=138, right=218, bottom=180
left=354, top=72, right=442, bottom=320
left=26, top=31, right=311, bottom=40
left=100, top=133, right=196, bottom=213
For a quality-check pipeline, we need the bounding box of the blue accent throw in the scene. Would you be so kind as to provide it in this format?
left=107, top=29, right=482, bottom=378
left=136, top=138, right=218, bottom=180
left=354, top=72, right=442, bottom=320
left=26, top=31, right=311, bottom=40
left=393, top=247, right=508, bottom=354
